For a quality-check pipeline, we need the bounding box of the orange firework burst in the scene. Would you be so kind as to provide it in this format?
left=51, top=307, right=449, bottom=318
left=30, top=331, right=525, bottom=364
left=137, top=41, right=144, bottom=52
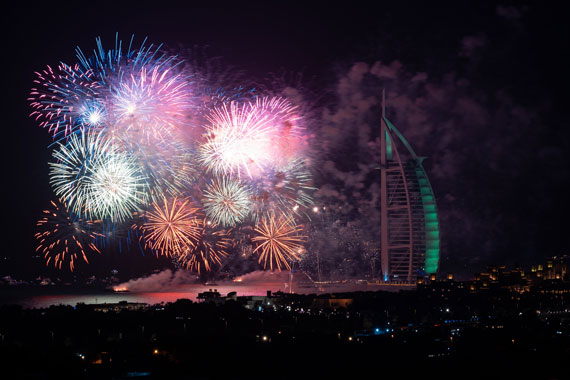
left=141, top=196, right=201, bottom=257
left=35, top=200, right=102, bottom=271
left=176, top=219, right=231, bottom=273
left=252, top=212, right=306, bottom=271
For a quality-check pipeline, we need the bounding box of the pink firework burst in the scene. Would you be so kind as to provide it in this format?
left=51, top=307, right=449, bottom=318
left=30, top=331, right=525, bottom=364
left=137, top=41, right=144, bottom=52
left=199, top=96, right=304, bottom=178
left=29, top=63, right=102, bottom=141
left=108, top=64, right=191, bottom=145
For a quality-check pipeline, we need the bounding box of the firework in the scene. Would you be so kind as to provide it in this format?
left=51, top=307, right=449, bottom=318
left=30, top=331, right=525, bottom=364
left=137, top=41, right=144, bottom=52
left=181, top=46, right=252, bottom=101
left=141, top=196, right=202, bottom=257
left=35, top=200, right=102, bottom=271
left=252, top=212, right=306, bottom=271
left=79, top=99, right=107, bottom=128
left=129, top=138, right=199, bottom=203
left=92, top=218, right=142, bottom=253
left=175, top=219, right=231, bottom=273
left=107, top=64, right=191, bottom=144
left=199, top=101, right=271, bottom=178
left=89, top=151, right=149, bottom=221
left=76, top=35, right=178, bottom=85
left=29, top=34, right=320, bottom=276
left=202, top=176, right=252, bottom=227
left=49, top=130, right=149, bottom=222
left=250, top=158, right=315, bottom=220
left=257, top=96, right=306, bottom=166
left=199, top=97, right=302, bottom=178
left=29, top=63, right=101, bottom=141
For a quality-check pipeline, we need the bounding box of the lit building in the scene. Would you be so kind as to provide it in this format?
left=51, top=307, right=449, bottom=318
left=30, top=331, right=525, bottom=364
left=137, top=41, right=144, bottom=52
left=544, top=256, right=569, bottom=280
left=379, top=91, right=440, bottom=282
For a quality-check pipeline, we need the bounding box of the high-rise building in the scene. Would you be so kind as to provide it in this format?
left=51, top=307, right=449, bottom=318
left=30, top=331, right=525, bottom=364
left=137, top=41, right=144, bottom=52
left=379, top=92, right=440, bottom=282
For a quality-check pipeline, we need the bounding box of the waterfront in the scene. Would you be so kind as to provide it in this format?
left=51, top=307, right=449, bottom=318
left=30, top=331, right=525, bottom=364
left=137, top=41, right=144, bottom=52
left=0, top=280, right=414, bottom=309
left=0, top=284, right=277, bottom=309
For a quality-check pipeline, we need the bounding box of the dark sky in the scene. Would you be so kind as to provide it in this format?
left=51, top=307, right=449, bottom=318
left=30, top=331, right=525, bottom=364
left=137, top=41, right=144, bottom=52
left=1, top=2, right=568, bottom=280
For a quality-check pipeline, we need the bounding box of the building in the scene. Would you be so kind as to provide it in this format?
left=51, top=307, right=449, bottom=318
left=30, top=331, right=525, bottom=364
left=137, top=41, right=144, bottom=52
left=85, top=301, right=147, bottom=313
left=197, top=289, right=224, bottom=304
left=312, top=296, right=353, bottom=310
left=379, top=91, right=440, bottom=282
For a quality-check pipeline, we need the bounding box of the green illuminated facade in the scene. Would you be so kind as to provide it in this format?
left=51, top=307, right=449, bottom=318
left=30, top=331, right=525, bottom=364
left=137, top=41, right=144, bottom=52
left=380, top=114, right=440, bottom=281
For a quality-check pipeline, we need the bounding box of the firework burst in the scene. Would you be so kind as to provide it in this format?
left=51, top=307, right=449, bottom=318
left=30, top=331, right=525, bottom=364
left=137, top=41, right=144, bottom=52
left=202, top=176, right=252, bottom=227
left=175, top=219, right=231, bottom=273
left=29, top=63, right=101, bottom=141
left=49, top=130, right=149, bottom=222
left=199, top=97, right=302, bottom=178
left=76, top=35, right=178, bottom=85
left=129, top=139, right=199, bottom=202
left=252, top=212, right=306, bottom=271
left=250, top=158, right=315, bottom=220
left=141, top=196, right=202, bottom=257
left=107, top=64, right=191, bottom=144
left=199, top=101, right=271, bottom=178
left=35, top=200, right=102, bottom=271
left=255, top=96, right=306, bottom=166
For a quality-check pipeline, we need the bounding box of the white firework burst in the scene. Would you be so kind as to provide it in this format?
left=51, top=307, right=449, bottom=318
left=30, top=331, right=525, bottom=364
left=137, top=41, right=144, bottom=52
left=49, top=130, right=149, bottom=222
left=202, top=176, right=252, bottom=227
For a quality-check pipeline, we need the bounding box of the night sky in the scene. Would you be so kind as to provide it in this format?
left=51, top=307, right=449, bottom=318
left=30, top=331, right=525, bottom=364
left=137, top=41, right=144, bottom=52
left=1, top=2, right=568, bottom=281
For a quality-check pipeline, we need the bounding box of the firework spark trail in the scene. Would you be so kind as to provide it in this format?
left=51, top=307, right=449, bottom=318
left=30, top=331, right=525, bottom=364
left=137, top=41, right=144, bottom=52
left=199, top=97, right=303, bottom=178
left=49, top=130, right=109, bottom=217
left=250, top=158, right=316, bottom=221
left=202, top=176, right=252, bottom=227
left=76, top=34, right=179, bottom=85
left=199, top=101, right=272, bottom=178
left=141, top=196, right=202, bottom=257
left=49, top=130, right=149, bottom=222
left=124, top=138, right=198, bottom=203
left=89, top=151, right=149, bottom=221
left=255, top=96, right=305, bottom=166
left=35, top=200, right=102, bottom=271
left=175, top=219, right=231, bottom=273
left=252, top=212, right=306, bottom=271
left=108, top=64, right=191, bottom=144
left=28, top=63, right=101, bottom=141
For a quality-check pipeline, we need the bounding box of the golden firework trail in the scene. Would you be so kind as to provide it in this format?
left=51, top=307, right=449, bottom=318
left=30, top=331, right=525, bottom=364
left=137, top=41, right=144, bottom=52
left=252, top=212, right=305, bottom=271
left=141, top=196, right=201, bottom=257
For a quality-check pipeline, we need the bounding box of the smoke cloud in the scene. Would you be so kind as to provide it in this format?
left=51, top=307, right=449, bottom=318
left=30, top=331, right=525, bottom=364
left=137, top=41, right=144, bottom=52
left=116, top=269, right=198, bottom=292
left=310, top=24, right=549, bottom=275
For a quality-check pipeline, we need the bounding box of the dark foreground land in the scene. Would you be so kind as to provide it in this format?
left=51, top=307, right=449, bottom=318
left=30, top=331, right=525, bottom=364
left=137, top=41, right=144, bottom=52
left=1, top=279, right=569, bottom=379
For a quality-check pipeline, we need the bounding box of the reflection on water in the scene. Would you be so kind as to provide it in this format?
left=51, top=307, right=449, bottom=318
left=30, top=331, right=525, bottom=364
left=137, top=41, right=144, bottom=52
left=1, top=280, right=413, bottom=309
left=1, top=282, right=297, bottom=309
